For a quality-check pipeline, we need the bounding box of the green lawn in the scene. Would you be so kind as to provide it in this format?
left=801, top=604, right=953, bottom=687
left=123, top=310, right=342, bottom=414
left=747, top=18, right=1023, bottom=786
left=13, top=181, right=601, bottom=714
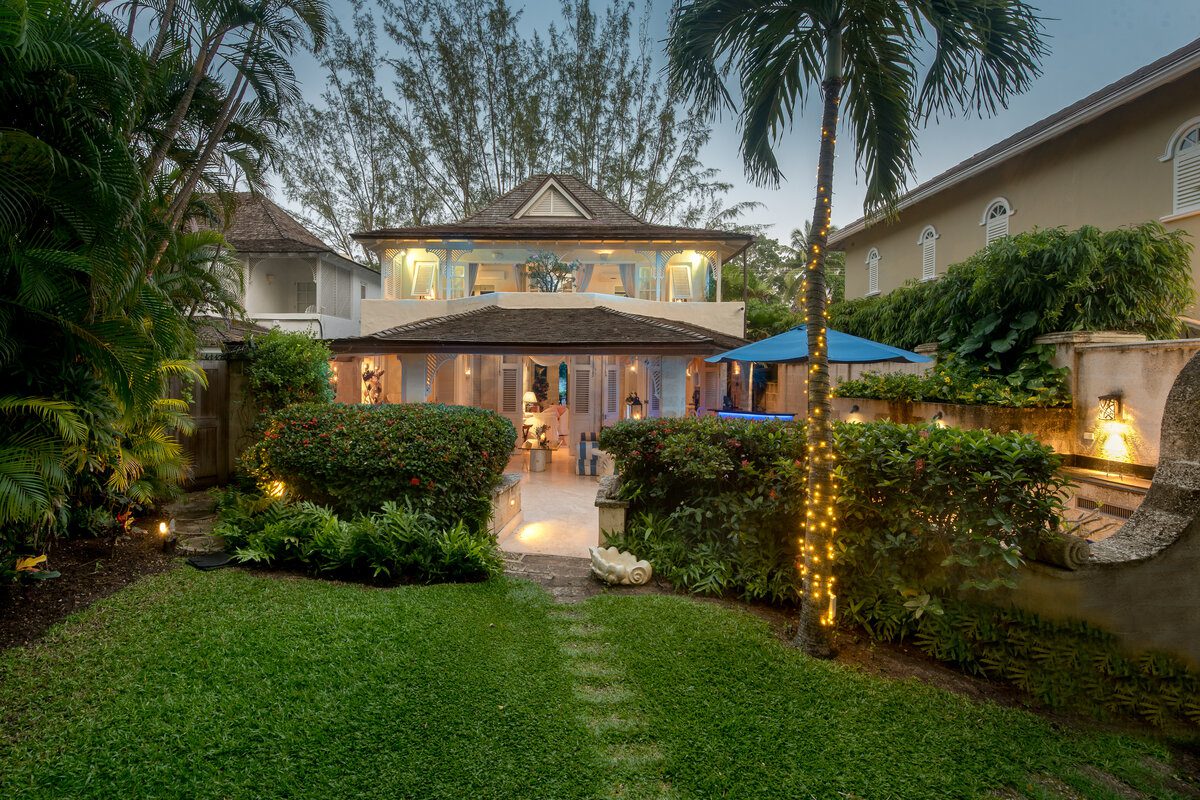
left=0, top=568, right=1192, bottom=799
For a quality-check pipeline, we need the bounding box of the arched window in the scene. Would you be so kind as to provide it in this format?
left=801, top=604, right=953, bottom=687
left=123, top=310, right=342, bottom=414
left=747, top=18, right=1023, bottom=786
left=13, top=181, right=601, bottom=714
left=1169, top=124, right=1200, bottom=214
left=981, top=198, right=1011, bottom=244
left=866, top=248, right=880, bottom=295
left=917, top=225, right=938, bottom=280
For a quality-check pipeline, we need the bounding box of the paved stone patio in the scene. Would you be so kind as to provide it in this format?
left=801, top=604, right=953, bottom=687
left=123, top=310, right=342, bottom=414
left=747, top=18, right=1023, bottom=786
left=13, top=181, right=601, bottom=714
left=497, top=450, right=601, bottom=559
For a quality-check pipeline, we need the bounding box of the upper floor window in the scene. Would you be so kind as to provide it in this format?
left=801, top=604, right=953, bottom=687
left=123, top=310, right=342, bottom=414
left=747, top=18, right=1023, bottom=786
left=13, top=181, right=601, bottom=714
left=917, top=225, right=938, bottom=281
left=982, top=198, right=1011, bottom=245
left=296, top=281, right=316, bottom=313
left=1168, top=124, right=1200, bottom=214
left=669, top=264, right=693, bottom=301
left=866, top=248, right=880, bottom=295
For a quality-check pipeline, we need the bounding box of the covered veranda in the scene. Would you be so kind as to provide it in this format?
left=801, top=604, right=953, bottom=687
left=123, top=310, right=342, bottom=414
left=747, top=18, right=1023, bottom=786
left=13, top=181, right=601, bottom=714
left=328, top=303, right=747, bottom=557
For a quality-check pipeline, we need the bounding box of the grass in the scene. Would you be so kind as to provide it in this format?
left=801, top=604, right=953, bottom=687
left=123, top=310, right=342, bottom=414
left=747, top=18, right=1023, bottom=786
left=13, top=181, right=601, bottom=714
left=0, top=568, right=1193, bottom=799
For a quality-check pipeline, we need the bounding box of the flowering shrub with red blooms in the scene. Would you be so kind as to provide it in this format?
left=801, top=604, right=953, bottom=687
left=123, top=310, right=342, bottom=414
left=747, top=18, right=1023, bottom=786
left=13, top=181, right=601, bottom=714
left=600, top=417, right=1065, bottom=611
left=248, top=402, right=515, bottom=532
left=599, top=417, right=807, bottom=603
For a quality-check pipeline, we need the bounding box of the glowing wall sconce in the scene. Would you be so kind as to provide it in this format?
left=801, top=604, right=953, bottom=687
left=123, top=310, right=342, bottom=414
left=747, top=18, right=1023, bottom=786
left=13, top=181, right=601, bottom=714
left=1097, top=393, right=1122, bottom=422
left=930, top=410, right=946, bottom=428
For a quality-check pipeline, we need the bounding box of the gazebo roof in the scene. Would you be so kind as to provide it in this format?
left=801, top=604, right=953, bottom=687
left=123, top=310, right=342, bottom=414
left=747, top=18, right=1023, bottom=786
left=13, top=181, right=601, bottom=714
left=351, top=174, right=754, bottom=258
left=330, top=305, right=747, bottom=355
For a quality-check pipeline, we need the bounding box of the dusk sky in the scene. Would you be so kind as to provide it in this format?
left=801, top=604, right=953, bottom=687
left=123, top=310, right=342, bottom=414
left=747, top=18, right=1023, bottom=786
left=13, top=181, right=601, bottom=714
left=288, top=1, right=1200, bottom=239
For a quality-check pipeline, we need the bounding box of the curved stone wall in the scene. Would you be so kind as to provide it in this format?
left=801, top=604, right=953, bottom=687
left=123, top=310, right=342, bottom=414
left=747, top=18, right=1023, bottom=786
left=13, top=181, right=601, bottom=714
left=1013, top=350, right=1200, bottom=666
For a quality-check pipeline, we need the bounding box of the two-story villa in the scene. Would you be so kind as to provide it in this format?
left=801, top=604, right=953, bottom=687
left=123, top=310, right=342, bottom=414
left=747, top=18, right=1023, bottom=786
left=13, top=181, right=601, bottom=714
left=830, top=36, right=1200, bottom=325
left=330, top=174, right=753, bottom=441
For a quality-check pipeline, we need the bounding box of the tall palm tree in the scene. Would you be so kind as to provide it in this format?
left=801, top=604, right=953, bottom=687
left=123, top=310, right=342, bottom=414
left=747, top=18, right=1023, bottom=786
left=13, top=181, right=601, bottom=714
left=668, top=0, right=1047, bottom=655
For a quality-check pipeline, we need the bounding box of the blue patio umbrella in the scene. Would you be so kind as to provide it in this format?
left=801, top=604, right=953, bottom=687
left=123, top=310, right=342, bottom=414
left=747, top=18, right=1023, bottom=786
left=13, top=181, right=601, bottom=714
left=705, top=325, right=931, bottom=365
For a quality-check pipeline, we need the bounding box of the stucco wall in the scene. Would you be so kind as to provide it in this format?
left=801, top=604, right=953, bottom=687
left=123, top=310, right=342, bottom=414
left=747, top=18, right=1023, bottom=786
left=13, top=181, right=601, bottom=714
left=1010, top=351, right=1200, bottom=667
left=360, top=292, right=747, bottom=338
left=835, top=75, right=1200, bottom=317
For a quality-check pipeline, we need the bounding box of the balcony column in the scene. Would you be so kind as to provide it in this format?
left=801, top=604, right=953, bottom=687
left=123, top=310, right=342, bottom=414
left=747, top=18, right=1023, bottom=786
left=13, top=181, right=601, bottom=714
left=400, top=354, right=428, bottom=403
left=715, top=253, right=723, bottom=302
left=655, top=250, right=664, bottom=301
left=313, top=255, right=323, bottom=314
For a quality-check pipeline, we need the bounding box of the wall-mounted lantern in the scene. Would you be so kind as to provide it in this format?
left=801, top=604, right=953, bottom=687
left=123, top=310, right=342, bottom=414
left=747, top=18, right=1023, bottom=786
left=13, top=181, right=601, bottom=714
left=625, top=392, right=643, bottom=420
left=1097, top=393, right=1122, bottom=422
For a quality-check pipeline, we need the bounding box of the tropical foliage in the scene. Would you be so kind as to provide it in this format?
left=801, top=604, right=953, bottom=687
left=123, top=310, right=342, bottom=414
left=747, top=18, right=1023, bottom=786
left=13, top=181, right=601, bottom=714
left=522, top=251, right=581, bottom=294
left=834, top=350, right=1071, bottom=408
left=214, top=491, right=504, bottom=582
left=830, top=223, right=1195, bottom=354
left=599, top=417, right=806, bottom=604
left=0, top=0, right=325, bottom=575
left=601, top=418, right=1064, bottom=612
left=244, top=329, right=335, bottom=416
left=245, top=402, right=516, bottom=532
left=666, top=0, right=1049, bottom=653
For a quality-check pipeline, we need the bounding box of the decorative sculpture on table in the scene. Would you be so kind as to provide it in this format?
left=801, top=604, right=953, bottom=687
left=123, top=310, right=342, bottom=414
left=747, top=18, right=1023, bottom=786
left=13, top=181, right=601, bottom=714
left=588, top=546, right=652, bottom=586
left=362, top=365, right=385, bottom=405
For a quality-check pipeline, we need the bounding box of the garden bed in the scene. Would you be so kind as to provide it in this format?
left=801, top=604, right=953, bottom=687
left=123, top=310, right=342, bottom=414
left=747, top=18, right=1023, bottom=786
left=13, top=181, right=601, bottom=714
left=0, top=530, right=174, bottom=652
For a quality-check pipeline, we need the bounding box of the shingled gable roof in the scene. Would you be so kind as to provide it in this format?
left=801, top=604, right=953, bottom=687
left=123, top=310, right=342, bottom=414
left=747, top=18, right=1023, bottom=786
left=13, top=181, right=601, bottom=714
left=829, top=35, right=1200, bottom=246
left=351, top=174, right=754, bottom=254
left=221, top=192, right=332, bottom=254
left=329, top=305, right=747, bottom=355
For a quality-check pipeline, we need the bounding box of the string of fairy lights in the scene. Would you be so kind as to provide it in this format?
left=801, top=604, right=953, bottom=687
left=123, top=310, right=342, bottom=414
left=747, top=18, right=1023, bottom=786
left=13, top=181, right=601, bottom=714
left=799, top=99, right=840, bottom=629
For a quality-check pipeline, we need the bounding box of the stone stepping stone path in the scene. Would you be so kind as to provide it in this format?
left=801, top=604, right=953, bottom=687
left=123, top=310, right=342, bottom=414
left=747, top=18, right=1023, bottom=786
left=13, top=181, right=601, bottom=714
left=161, top=491, right=224, bottom=555
left=550, top=603, right=676, bottom=800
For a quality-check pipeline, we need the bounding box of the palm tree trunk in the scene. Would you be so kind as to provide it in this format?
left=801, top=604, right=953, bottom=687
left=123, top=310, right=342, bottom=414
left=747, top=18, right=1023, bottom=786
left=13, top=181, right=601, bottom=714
left=793, top=67, right=843, bottom=658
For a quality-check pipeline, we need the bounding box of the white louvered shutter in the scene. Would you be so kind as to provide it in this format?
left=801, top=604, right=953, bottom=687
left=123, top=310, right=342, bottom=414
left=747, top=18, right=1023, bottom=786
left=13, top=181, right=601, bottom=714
left=572, top=365, right=591, bottom=415
left=701, top=367, right=720, bottom=413
left=605, top=365, right=619, bottom=415
left=669, top=265, right=692, bottom=300
left=500, top=365, right=519, bottom=414
left=866, top=249, right=879, bottom=295
left=527, top=187, right=581, bottom=217
left=920, top=229, right=936, bottom=281
left=649, top=358, right=662, bottom=417
left=985, top=203, right=1009, bottom=245
left=1174, top=129, right=1200, bottom=214
left=412, top=263, right=436, bottom=297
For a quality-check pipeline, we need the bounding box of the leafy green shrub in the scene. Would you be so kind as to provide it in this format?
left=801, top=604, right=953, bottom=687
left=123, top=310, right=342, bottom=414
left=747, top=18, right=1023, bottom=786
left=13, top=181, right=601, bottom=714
left=836, top=422, right=1067, bottom=621
left=247, top=402, right=515, bottom=531
left=214, top=490, right=503, bottom=582
left=601, top=419, right=1064, bottom=613
left=830, top=222, right=1194, bottom=353
left=834, top=349, right=1070, bottom=407
left=244, top=329, right=334, bottom=415
left=860, top=596, right=1200, bottom=729
left=600, top=417, right=806, bottom=603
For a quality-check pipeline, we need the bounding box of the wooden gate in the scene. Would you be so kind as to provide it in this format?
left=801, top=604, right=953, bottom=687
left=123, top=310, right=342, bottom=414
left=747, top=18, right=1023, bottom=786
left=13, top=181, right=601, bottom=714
left=180, top=359, right=229, bottom=488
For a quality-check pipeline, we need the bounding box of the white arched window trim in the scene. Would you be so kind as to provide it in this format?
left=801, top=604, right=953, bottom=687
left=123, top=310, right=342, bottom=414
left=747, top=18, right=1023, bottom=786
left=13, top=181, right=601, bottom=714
left=1158, top=116, right=1200, bottom=161
left=980, top=197, right=1013, bottom=244
left=1161, top=119, right=1200, bottom=217
left=865, top=248, right=880, bottom=295
left=917, top=225, right=938, bottom=281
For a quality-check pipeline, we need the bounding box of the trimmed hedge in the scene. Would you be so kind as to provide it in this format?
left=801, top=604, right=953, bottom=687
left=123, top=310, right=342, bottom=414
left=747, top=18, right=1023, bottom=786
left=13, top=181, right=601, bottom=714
left=835, top=421, right=1067, bottom=619
left=601, top=416, right=1199, bottom=728
left=247, top=402, right=516, bottom=531
left=600, top=416, right=806, bottom=603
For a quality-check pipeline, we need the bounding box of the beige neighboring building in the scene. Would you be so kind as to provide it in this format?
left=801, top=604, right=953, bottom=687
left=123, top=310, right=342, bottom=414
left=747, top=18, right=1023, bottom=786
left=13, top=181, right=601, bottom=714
left=830, top=36, right=1200, bottom=323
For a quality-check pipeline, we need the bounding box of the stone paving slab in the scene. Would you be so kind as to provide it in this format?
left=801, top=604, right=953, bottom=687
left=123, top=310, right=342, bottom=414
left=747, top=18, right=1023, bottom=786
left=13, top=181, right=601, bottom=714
left=502, top=551, right=661, bottom=603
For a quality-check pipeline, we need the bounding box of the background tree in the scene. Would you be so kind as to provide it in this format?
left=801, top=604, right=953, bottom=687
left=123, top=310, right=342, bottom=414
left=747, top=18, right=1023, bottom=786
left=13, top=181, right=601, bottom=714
left=280, top=0, right=756, bottom=259
left=668, top=0, right=1047, bottom=656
